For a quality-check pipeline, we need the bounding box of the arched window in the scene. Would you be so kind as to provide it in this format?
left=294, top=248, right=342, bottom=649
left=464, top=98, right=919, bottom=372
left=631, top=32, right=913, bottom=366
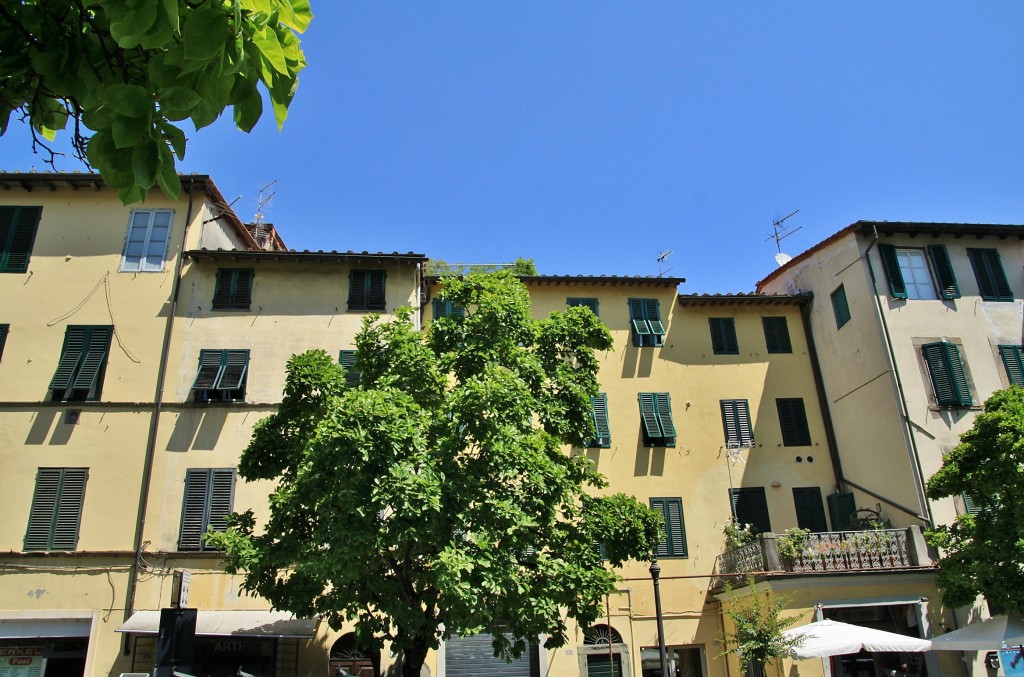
left=583, top=624, right=624, bottom=645
left=328, top=633, right=379, bottom=677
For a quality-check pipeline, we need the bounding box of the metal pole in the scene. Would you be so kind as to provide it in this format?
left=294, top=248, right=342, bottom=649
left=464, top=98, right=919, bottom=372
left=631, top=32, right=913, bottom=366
left=650, top=558, right=670, bottom=677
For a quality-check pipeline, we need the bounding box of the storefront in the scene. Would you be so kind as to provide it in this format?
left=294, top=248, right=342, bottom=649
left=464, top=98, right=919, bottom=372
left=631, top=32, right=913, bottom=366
left=0, top=613, right=94, bottom=677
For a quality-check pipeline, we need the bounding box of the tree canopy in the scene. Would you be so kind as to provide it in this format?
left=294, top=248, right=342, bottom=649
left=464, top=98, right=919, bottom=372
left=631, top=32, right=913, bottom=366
left=0, top=0, right=310, bottom=203
left=211, top=272, right=662, bottom=677
left=926, top=387, right=1024, bottom=614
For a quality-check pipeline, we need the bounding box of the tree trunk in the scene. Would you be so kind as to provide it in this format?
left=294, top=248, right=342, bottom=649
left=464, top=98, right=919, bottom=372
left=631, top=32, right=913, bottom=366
left=400, top=634, right=429, bottom=677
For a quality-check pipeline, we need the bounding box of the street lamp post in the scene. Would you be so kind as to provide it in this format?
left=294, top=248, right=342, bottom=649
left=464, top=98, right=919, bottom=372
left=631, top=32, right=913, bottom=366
left=650, top=558, right=670, bottom=677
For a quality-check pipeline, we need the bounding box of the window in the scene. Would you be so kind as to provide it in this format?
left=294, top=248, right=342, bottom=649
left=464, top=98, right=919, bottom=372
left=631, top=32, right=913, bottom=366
left=0, top=205, right=42, bottom=273
left=720, top=399, right=754, bottom=448
left=878, top=245, right=938, bottom=300
left=922, top=341, right=972, bottom=406
left=567, top=298, right=599, bottom=316
left=24, top=468, right=88, bottom=551
left=432, top=298, right=463, bottom=320
left=638, top=392, right=676, bottom=447
left=212, top=268, right=253, bottom=310
left=628, top=299, right=665, bottom=347
left=339, top=349, right=360, bottom=386
left=776, top=398, right=811, bottom=446
left=48, top=326, right=113, bottom=401
left=0, top=323, right=8, bottom=362
left=191, top=349, right=249, bottom=402
left=762, top=316, right=791, bottom=353
left=793, top=487, right=829, bottom=532
left=709, top=317, right=739, bottom=354
left=120, top=209, right=172, bottom=272
left=179, top=468, right=235, bottom=550
left=729, top=488, right=770, bottom=534
left=961, top=493, right=982, bottom=517
left=588, top=393, right=611, bottom=448
left=968, top=248, right=1013, bottom=301
left=999, top=345, right=1024, bottom=387
left=830, top=285, right=850, bottom=329
left=348, top=270, right=386, bottom=311
left=650, top=498, right=687, bottom=558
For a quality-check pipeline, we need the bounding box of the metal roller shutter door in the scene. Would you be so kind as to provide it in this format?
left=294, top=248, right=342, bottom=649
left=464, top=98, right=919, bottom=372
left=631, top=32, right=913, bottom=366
left=445, top=633, right=538, bottom=677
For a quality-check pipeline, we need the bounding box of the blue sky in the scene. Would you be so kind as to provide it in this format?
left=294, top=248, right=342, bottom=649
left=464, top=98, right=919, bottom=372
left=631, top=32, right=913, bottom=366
left=4, top=3, right=1024, bottom=293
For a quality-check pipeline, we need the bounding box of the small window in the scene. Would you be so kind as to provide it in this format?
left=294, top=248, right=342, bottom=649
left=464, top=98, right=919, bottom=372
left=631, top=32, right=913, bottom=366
left=120, top=209, right=172, bottom=272
left=432, top=298, right=463, bottom=320
left=0, top=323, right=8, bottom=362
left=191, top=349, right=249, bottom=402
left=650, top=497, right=687, bottom=558
left=709, top=318, right=739, bottom=354
left=720, top=399, right=754, bottom=448
left=922, top=341, right=972, bottom=406
left=638, top=392, right=676, bottom=447
left=0, top=206, right=42, bottom=273
left=24, top=467, right=88, bottom=551
left=339, top=349, right=360, bottom=386
left=567, top=298, right=600, bottom=316
left=179, top=468, right=236, bottom=550
left=776, top=398, right=811, bottom=446
left=588, top=393, right=611, bottom=448
left=628, top=299, right=665, bottom=347
left=999, top=345, right=1024, bottom=387
left=729, top=487, right=770, bottom=534
left=968, top=248, right=1013, bottom=301
left=793, top=487, right=829, bottom=532
left=212, top=269, right=254, bottom=310
left=762, top=317, right=791, bottom=353
left=830, top=284, right=850, bottom=329
left=48, top=326, right=113, bottom=401
left=348, top=270, right=386, bottom=311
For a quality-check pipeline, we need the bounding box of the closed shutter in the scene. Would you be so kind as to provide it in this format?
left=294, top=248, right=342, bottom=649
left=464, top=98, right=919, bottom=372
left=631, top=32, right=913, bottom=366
left=231, top=270, right=253, bottom=309
left=212, top=269, right=234, bottom=309
left=179, top=470, right=210, bottom=550
left=709, top=318, right=738, bottom=354
left=968, top=248, right=1013, bottom=301
left=650, top=497, right=687, bottom=558
left=777, top=398, right=811, bottom=446
left=367, top=270, right=386, bottom=310
left=762, top=317, right=792, bottom=353
left=348, top=271, right=368, bottom=310
left=339, top=350, right=359, bottom=386
left=878, top=244, right=908, bottom=299
left=730, top=488, right=771, bottom=534
left=25, top=468, right=88, bottom=551
left=445, top=633, right=539, bottom=677
left=999, top=345, right=1024, bottom=387
left=0, top=206, right=42, bottom=273
left=0, top=323, right=8, bottom=361
left=922, top=342, right=972, bottom=406
left=207, top=469, right=236, bottom=534
left=586, top=654, right=623, bottom=677
left=349, top=270, right=386, bottom=310
left=928, top=245, right=960, bottom=299
left=213, top=269, right=253, bottom=310
left=589, top=393, right=611, bottom=448
left=827, top=492, right=857, bottom=531
left=793, top=487, right=829, bottom=532
left=24, top=469, right=61, bottom=551
left=567, top=298, right=599, bottom=316
left=721, top=400, right=753, bottom=448
left=50, top=469, right=88, bottom=550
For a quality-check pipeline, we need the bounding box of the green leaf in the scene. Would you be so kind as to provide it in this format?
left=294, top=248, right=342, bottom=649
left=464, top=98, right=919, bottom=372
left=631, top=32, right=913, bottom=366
left=160, top=0, right=180, bottom=33
left=82, top=105, right=115, bottom=132
left=159, top=86, right=203, bottom=114
left=232, top=88, right=264, bottom=133
left=252, top=27, right=289, bottom=75
left=131, top=136, right=160, bottom=188
left=155, top=142, right=181, bottom=200
left=117, top=184, right=146, bottom=205
left=108, top=1, right=158, bottom=48
left=276, top=0, right=313, bottom=32
left=112, top=113, right=150, bottom=149
left=183, top=7, right=230, bottom=62
left=100, top=84, right=152, bottom=119
left=158, top=121, right=188, bottom=160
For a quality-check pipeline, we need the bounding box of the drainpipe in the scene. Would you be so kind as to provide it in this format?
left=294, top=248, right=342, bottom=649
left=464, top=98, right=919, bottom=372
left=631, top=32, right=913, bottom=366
left=124, top=180, right=197, bottom=626
left=798, top=298, right=845, bottom=491
left=862, top=227, right=934, bottom=527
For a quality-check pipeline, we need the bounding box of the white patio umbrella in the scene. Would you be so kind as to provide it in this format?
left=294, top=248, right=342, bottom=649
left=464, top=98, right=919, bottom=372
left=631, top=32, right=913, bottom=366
left=931, top=615, right=1024, bottom=651
left=782, top=619, right=932, bottom=659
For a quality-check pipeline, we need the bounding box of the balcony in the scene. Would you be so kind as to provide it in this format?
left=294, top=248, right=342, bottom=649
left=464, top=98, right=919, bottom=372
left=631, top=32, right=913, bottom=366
left=713, top=526, right=935, bottom=589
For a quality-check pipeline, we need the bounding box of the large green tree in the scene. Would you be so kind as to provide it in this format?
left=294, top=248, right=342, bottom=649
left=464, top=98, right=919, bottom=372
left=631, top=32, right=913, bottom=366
left=212, top=272, right=662, bottom=677
left=0, top=0, right=310, bottom=203
left=926, top=387, right=1024, bottom=613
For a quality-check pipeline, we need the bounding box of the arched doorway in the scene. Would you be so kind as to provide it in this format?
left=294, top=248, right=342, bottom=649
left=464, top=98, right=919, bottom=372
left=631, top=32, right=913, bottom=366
left=329, top=633, right=379, bottom=677
left=579, top=625, right=630, bottom=677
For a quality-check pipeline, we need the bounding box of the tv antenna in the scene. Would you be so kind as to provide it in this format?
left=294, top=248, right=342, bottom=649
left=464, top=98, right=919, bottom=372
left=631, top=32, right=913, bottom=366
left=254, top=180, right=277, bottom=225
left=767, top=209, right=800, bottom=266
left=657, top=250, right=674, bottom=277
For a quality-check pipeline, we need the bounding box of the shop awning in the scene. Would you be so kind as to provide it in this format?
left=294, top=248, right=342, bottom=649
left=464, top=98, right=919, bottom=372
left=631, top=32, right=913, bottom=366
left=781, top=619, right=931, bottom=659
left=117, top=611, right=318, bottom=638
left=0, top=612, right=92, bottom=639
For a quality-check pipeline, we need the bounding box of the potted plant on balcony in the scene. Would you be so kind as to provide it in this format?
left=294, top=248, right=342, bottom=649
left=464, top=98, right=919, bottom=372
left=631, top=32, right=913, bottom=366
left=777, top=527, right=811, bottom=567
left=724, top=519, right=756, bottom=550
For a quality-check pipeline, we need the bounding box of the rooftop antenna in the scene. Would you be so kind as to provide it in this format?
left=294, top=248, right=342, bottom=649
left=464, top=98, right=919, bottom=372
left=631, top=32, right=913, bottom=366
left=657, top=250, right=673, bottom=277
left=767, top=209, right=801, bottom=266
left=254, top=180, right=277, bottom=225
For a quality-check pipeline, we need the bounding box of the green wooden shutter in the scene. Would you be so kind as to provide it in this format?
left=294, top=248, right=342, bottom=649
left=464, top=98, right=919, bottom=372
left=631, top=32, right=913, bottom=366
left=650, top=498, right=687, bottom=558
left=25, top=468, right=87, bottom=551
left=710, top=318, right=738, bottom=354
left=217, top=350, right=249, bottom=390
left=179, top=469, right=211, bottom=550
left=232, top=270, right=254, bottom=309
left=928, top=245, right=960, bottom=299
left=0, top=206, right=42, bottom=273
left=961, top=493, right=981, bottom=517
left=730, top=488, right=771, bottom=534
left=192, top=350, right=225, bottom=390
left=793, top=487, right=829, bottom=532
left=721, top=400, right=753, bottom=448
left=654, top=392, right=676, bottom=439
left=762, top=317, right=792, bottom=353
left=629, top=299, right=651, bottom=336
left=831, top=285, right=851, bottom=328
left=348, top=270, right=368, bottom=309
left=25, top=469, right=61, bottom=550
left=922, top=342, right=972, bottom=406
left=878, top=244, right=908, bottom=299
left=589, top=393, right=611, bottom=448
left=207, top=469, right=236, bottom=537
left=567, top=297, right=600, bottom=316
left=968, top=248, right=1013, bottom=301
left=71, top=327, right=112, bottom=392
left=432, top=298, right=445, bottom=319
left=0, top=323, right=8, bottom=362
left=49, top=327, right=87, bottom=391
left=339, top=349, right=359, bottom=386
left=1000, top=345, right=1024, bottom=387
left=367, top=270, right=386, bottom=310
left=212, top=269, right=234, bottom=309
left=643, top=299, right=665, bottom=336
left=827, top=492, right=857, bottom=531
left=585, top=654, right=623, bottom=677
left=638, top=393, right=660, bottom=438
left=777, top=398, right=811, bottom=446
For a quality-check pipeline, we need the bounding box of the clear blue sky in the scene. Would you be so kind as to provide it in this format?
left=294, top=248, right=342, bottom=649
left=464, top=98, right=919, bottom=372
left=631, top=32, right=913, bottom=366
left=4, top=3, right=1024, bottom=293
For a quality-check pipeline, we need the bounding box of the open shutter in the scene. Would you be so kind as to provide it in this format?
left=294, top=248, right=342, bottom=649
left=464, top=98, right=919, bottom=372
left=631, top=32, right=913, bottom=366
left=638, top=393, right=660, bottom=438
left=25, top=469, right=61, bottom=550
left=339, top=349, right=359, bottom=386
left=179, top=470, right=211, bottom=550
left=0, top=206, right=42, bottom=273
left=207, top=469, right=236, bottom=537
left=928, top=245, right=960, bottom=299
left=654, top=392, right=676, bottom=439
left=731, top=488, right=771, bottom=534
left=49, top=328, right=87, bottom=391
left=643, top=299, right=665, bottom=336
left=878, top=244, right=908, bottom=299
left=71, top=327, right=112, bottom=391
left=1000, top=345, right=1024, bottom=387
left=217, top=350, right=249, bottom=390
left=51, top=469, right=88, bottom=550
left=0, top=324, right=9, bottom=361
left=590, top=393, right=611, bottom=447
left=793, top=487, right=828, bottom=532
left=962, top=493, right=981, bottom=517
left=367, top=270, right=386, bottom=310
left=629, top=299, right=651, bottom=335
left=192, top=350, right=224, bottom=390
